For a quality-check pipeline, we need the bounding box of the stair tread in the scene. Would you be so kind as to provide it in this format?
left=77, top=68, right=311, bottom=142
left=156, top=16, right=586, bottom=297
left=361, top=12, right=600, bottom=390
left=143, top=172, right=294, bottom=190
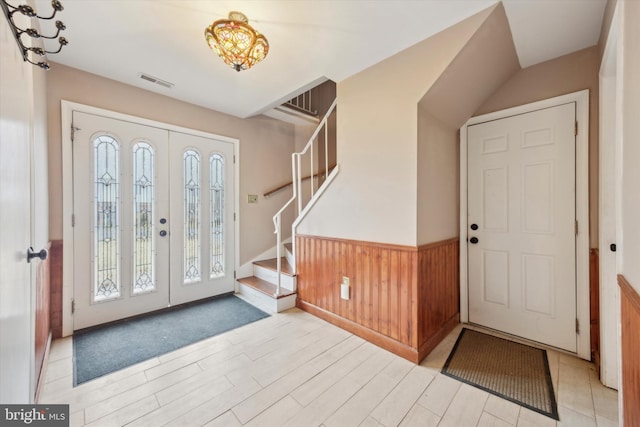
left=237, top=276, right=296, bottom=299
left=253, top=257, right=295, bottom=276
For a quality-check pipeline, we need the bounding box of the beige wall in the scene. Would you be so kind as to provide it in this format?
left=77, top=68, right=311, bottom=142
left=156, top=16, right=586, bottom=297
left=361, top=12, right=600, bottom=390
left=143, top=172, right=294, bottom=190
left=46, top=64, right=295, bottom=264
left=599, top=0, right=618, bottom=59
left=620, top=0, right=640, bottom=294
left=422, top=3, right=520, bottom=130
left=297, top=5, right=496, bottom=246
left=417, top=109, right=459, bottom=244
left=417, top=3, right=519, bottom=245
left=476, top=46, right=601, bottom=247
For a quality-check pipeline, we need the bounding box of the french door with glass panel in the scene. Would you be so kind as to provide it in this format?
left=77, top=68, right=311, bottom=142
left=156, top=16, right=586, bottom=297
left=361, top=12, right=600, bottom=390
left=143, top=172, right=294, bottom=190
left=72, top=112, right=235, bottom=330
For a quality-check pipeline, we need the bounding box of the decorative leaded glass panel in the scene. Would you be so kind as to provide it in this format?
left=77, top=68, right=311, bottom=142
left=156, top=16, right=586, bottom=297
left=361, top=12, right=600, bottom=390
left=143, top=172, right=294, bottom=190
left=133, top=142, right=156, bottom=294
left=93, top=135, right=120, bottom=301
left=210, top=153, right=225, bottom=278
left=184, top=149, right=201, bottom=283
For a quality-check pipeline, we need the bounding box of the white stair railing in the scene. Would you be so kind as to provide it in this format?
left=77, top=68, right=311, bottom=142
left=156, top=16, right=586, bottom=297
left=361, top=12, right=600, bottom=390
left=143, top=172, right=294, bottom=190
left=285, top=91, right=318, bottom=117
left=272, top=98, right=338, bottom=296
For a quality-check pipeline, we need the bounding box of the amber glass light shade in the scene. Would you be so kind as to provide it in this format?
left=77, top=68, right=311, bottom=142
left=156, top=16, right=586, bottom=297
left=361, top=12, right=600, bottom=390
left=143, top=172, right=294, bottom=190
left=204, top=11, right=269, bottom=72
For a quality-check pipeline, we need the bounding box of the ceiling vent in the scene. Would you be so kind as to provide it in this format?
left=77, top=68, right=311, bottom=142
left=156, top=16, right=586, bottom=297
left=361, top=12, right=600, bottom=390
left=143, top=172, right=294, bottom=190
left=138, top=73, right=174, bottom=89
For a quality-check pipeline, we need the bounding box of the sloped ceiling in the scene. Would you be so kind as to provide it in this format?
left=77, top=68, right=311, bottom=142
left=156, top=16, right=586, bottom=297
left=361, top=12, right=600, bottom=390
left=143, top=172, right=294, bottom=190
left=420, top=2, right=521, bottom=130
left=33, top=0, right=606, bottom=118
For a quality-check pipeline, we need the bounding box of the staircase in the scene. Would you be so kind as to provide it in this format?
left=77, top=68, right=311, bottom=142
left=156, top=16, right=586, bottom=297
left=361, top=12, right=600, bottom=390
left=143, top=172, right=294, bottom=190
left=236, top=244, right=297, bottom=313
left=263, top=89, right=320, bottom=126
left=236, top=97, right=338, bottom=313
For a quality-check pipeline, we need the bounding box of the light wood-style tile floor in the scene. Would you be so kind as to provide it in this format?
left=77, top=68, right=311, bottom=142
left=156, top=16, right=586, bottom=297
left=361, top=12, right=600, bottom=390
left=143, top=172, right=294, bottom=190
left=39, top=308, right=619, bottom=426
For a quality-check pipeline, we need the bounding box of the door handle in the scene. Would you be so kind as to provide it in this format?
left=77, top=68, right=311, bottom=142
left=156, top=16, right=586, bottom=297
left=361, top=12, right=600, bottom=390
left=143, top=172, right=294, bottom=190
left=159, top=218, right=167, bottom=224
left=27, top=247, right=48, bottom=262
left=469, top=237, right=479, bottom=244
left=159, top=230, right=167, bottom=237
left=470, top=223, right=478, bottom=230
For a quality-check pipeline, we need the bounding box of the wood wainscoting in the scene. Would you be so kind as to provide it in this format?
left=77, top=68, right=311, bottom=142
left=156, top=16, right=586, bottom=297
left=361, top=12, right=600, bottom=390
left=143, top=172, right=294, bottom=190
left=50, top=240, right=63, bottom=339
left=296, top=235, right=459, bottom=363
left=590, top=248, right=599, bottom=371
left=619, top=274, right=640, bottom=426
left=417, top=239, right=460, bottom=361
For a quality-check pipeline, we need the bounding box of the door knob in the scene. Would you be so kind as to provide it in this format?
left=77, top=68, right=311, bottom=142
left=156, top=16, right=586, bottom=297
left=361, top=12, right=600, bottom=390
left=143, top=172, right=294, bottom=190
left=159, top=218, right=167, bottom=224
left=27, top=247, right=48, bottom=262
left=610, top=243, right=616, bottom=252
left=470, top=223, right=478, bottom=230
left=159, top=230, right=167, bottom=237
left=470, top=237, right=479, bottom=244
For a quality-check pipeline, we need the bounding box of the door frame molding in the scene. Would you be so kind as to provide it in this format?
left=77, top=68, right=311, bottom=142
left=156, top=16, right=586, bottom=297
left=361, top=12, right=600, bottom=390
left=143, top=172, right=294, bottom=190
left=459, top=90, right=590, bottom=360
left=599, top=1, right=622, bottom=390
left=60, top=100, right=240, bottom=336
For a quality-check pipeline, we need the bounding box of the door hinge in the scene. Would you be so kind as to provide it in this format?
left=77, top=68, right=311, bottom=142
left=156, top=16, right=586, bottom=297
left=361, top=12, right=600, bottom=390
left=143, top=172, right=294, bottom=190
left=234, top=270, right=236, bottom=279
left=71, top=299, right=75, bottom=314
left=234, top=212, right=236, bottom=221
left=71, top=123, right=81, bottom=142
left=72, top=214, right=76, bottom=227
left=575, top=220, right=578, bottom=235
left=233, top=155, right=236, bottom=164
left=575, top=121, right=578, bottom=136
left=576, top=318, right=579, bottom=334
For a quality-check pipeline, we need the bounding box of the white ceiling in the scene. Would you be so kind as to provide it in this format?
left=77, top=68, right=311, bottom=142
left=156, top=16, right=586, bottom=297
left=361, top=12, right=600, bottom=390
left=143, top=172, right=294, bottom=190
left=34, top=0, right=606, bottom=119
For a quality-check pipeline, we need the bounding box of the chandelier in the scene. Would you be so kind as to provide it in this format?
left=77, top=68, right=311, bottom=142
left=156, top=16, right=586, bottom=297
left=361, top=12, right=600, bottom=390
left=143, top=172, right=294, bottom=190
left=204, top=11, right=269, bottom=72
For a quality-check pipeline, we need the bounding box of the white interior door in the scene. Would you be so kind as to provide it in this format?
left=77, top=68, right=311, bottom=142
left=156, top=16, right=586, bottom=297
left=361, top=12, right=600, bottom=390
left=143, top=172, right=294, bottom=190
left=467, top=103, right=577, bottom=352
left=72, top=112, right=236, bottom=330
left=168, top=132, right=236, bottom=306
left=0, top=18, right=35, bottom=403
left=73, top=112, right=171, bottom=329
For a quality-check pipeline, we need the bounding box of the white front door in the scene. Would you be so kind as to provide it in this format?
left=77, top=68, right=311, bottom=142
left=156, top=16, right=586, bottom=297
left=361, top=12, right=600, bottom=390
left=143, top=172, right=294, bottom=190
left=467, top=103, right=577, bottom=352
left=72, top=112, right=235, bottom=330
left=168, top=131, right=235, bottom=306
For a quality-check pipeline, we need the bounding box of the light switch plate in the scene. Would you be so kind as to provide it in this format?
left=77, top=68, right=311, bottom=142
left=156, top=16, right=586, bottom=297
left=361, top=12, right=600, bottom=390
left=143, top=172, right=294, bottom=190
left=247, top=194, right=258, bottom=204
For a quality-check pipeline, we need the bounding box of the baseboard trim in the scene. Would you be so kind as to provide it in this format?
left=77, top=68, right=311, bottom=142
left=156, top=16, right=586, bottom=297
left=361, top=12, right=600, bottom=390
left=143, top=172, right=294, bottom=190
left=418, top=313, right=460, bottom=361
left=297, top=299, right=420, bottom=362
left=34, top=332, right=52, bottom=403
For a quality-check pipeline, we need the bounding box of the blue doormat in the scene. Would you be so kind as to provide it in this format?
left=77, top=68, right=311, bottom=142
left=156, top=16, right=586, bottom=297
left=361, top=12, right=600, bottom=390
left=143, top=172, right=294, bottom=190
left=73, top=294, right=269, bottom=385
